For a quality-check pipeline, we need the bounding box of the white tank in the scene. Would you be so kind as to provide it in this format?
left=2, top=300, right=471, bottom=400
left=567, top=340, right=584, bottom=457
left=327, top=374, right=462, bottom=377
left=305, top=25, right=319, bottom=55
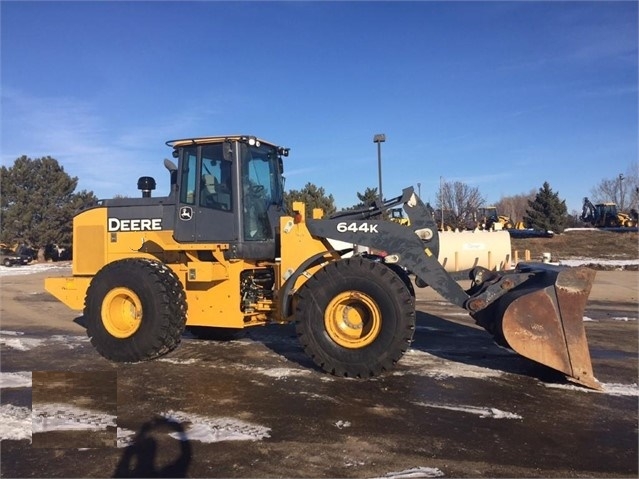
left=438, top=230, right=512, bottom=272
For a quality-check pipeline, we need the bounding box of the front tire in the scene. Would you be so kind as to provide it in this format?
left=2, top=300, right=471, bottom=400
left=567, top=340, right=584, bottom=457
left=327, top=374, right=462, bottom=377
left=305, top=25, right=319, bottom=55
left=294, top=257, right=415, bottom=377
left=84, top=259, right=187, bottom=362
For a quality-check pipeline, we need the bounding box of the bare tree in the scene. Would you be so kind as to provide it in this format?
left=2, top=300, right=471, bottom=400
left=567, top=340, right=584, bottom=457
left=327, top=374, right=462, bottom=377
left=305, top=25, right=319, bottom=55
left=494, top=189, right=537, bottom=224
left=590, top=162, right=638, bottom=212
left=436, top=180, right=485, bottom=230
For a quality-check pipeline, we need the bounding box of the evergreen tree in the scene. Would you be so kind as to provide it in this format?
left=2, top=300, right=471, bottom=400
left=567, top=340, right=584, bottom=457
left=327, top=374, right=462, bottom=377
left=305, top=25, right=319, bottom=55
left=335, top=187, right=379, bottom=212
left=283, top=182, right=336, bottom=217
left=0, top=156, right=97, bottom=250
left=524, top=182, right=568, bottom=233
left=355, top=187, right=379, bottom=208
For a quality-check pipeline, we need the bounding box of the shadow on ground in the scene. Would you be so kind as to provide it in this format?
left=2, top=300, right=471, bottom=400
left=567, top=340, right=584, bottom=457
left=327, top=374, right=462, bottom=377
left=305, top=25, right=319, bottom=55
left=113, top=416, right=192, bottom=478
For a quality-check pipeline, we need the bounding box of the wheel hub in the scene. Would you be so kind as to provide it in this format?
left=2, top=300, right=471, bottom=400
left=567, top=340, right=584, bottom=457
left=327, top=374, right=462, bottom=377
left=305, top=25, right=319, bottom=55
left=101, top=287, right=142, bottom=338
left=324, top=291, right=381, bottom=348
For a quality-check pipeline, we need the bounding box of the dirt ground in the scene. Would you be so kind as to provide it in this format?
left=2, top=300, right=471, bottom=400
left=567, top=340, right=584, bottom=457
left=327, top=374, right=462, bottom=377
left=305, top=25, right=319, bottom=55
left=1, top=265, right=637, bottom=478
left=511, top=229, right=638, bottom=264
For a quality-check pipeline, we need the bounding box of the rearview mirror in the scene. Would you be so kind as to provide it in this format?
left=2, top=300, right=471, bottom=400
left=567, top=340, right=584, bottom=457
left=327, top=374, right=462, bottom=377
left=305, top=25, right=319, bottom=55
left=223, top=142, right=233, bottom=162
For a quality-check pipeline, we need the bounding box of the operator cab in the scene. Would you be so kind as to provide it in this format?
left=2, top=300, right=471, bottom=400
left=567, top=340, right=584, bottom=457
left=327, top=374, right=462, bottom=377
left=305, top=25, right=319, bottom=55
left=598, top=203, right=618, bottom=216
left=167, top=135, right=288, bottom=259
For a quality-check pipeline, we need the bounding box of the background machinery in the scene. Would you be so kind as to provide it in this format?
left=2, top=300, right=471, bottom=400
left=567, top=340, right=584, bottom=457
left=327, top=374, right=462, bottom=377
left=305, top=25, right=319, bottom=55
left=581, top=197, right=636, bottom=228
left=389, top=207, right=410, bottom=226
left=477, top=206, right=520, bottom=231
left=46, top=135, right=599, bottom=389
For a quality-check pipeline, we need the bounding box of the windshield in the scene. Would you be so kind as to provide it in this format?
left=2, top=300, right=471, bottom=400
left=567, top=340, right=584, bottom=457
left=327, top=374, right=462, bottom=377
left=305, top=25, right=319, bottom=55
left=241, top=143, right=284, bottom=241
left=242, top=143, right=283, bottom=206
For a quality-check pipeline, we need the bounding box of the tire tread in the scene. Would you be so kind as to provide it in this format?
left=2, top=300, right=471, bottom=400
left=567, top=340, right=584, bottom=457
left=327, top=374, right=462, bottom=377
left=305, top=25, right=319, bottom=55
left=84, top=258, right=187, bottom=362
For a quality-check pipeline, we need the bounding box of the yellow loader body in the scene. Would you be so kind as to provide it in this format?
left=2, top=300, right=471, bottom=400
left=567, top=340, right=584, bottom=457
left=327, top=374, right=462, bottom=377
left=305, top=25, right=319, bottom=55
left=45, top=134, right=599, bottom=388
left=45, top=202, right=332, bottom=329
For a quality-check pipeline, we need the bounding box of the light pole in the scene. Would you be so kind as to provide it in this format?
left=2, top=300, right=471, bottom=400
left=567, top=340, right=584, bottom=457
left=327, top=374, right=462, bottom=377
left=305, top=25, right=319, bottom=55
left=619, top=173, right=624, bottom=209
left=439, top=176, right=444, bottom=228
left=373, top=134, right=386, bottom=204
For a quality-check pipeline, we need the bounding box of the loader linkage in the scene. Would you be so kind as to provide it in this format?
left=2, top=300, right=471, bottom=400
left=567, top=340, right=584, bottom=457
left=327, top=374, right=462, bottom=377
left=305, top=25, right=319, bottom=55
left=310, top=186, right=600, bottom=389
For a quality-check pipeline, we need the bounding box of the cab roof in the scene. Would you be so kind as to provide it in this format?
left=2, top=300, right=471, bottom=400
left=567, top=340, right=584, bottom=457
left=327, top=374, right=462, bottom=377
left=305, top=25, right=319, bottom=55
left=166, top=135, right=280, bottom=149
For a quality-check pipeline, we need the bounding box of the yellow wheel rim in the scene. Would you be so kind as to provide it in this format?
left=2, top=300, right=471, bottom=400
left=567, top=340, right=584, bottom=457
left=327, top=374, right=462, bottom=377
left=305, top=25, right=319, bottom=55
left=101, top=287, right=142, bottom=338
left=324, top=291, right=381, bottom=349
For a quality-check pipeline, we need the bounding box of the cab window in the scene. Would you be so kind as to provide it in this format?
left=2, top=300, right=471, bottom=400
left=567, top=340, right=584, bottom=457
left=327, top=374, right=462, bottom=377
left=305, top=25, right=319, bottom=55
left=180, top=147, right=197, bottom=204
left=200, top=144, right=233, bottom=211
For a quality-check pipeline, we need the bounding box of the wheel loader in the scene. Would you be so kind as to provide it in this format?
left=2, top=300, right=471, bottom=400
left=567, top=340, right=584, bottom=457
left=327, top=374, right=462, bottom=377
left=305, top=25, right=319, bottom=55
left=477, top=206, right=516, bottom=231
left=45, top=135, right=600, bottom=389
left=389, top=207, right=410, bottom=226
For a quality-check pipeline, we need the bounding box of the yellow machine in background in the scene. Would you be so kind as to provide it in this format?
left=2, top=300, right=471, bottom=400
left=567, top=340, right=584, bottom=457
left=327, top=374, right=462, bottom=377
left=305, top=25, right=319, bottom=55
left=581, top=197, right=636, bottom=228
left=476, top=206, right=522, bottom=231
left=45, top=135, right=599, bottom=388
left=389, top=207, right=410, bottom=226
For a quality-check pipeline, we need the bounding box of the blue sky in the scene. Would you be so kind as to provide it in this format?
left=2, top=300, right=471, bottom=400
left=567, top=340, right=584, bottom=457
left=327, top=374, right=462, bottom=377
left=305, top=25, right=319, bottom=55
left=1, top=1, right=637, bottom=213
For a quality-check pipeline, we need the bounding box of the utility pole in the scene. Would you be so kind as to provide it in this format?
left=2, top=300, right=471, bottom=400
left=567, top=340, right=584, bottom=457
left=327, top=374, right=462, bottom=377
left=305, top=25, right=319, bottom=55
left=619, top=173, right=624, bottom=210
left=417, top=182, right=421, bottom=198
left=373, top=134, right=386, bottom=204
left=440, top=176, right=444, bottom=228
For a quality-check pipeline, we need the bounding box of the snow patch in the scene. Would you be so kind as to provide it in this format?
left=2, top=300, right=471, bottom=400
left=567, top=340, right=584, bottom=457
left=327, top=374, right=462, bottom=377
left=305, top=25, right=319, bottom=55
left=297, top=391, right=339, bottom=402
left=0, top=331, right=87, bottom=351
left=545, top=382, right=638, bottom=396
left=0, top=263, right=71, bottom=277
left=0, top=336, right=45, bottom=351
left=255, top=367, right=312, bottom=379
left=0, top=371, right=32, bottom=388
left=559, top=258, right=639, bottom=267
left=32, top=403, right=116, bottom=432
left=373, top=466, right=445, bottom=478
left=417, top=402, right=521, bottom=419
left=49, top=334, right=90, bottom=349
left=601, top=383, right=639, bottom=396
left=0, top=330, right=24, bottom=336
left=584, top=315, right=637, bottom=322
left=117, top=427, right=137, bottom=448
left=161, top=410, right=270, bottom=443
left=396, top=349, right=503, bottom=380
left=157, top=358, right=199, bottom=365
left=334, top=420, right=351, bottom=429
left=0, top=404, right=32, bottom=442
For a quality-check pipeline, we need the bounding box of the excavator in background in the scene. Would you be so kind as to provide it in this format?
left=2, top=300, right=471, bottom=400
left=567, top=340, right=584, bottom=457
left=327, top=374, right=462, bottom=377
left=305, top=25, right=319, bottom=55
left=581, top=197, right=636, bottom=228
left=45, top=134, right=600, bottom=389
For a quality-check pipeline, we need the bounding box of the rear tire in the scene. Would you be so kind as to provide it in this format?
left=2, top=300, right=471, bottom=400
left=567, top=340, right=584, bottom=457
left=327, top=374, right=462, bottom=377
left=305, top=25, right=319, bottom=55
left=84, top=259, right=187, bottom=362
left=294, top=257, right=415, bottom=377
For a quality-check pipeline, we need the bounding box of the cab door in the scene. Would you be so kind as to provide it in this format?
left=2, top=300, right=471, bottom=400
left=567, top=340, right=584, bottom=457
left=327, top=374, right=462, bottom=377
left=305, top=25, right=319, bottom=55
left=173, top=145, right=237, bottom=243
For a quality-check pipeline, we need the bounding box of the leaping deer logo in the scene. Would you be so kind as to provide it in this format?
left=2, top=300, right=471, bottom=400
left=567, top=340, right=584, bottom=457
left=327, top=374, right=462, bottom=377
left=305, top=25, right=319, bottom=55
left=179, top=207, right=193, bottom=221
